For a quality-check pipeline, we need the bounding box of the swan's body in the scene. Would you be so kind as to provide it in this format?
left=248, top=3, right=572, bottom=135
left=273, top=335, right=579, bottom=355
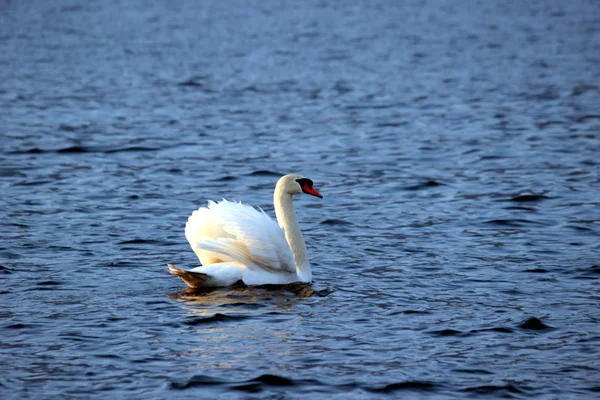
left=168, top=174, right=322, bottom=288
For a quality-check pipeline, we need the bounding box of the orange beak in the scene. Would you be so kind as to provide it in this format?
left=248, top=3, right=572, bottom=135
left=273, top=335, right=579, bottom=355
left=302, top=183, right=323, bottom=198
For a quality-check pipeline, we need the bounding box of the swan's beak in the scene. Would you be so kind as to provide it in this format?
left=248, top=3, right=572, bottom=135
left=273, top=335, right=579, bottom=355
left=302, top=185, right=323, bottom=199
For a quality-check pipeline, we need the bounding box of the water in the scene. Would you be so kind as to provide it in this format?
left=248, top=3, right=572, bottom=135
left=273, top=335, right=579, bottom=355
left=1, top=0, right=599, bottom=398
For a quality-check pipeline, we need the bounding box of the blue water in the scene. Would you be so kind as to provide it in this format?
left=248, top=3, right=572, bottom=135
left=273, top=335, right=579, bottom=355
left=1, top=0, right=600, bottom=398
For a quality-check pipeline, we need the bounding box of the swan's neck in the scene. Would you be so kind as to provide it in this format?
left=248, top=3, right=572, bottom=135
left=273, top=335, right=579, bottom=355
left=274, top=189, right=312, bottom=282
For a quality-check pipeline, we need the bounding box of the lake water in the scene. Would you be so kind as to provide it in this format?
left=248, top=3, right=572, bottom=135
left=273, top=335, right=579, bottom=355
left=1, top=0, right=599, bottom=398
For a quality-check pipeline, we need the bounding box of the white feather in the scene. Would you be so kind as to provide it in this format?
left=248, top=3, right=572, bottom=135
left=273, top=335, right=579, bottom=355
left=185, top=200, right=296, bottom=274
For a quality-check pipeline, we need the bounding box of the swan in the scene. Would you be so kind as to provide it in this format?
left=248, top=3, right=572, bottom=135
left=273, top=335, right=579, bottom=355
left=168, top=174, right=323, bottom=288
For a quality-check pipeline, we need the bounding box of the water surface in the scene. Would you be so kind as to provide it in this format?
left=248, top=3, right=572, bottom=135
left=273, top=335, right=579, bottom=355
left=1, top=0, right=600, bottom=398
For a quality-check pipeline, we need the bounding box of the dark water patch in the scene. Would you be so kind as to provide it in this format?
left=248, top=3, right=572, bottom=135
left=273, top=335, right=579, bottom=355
left=57, top=145, right=89, bottom=154
left=211, top=175, right=238, bottom=182
left=94, top=354, right=123, bottom=360
left=58, top=332, right=105, bottom=341
left=231, top=375, right=326, bottom=393
left=143, top=300, right=171, bottom=306
left=0, top=265, right=12, bottom=274
left=103, top=146, right=163, bottom=153
left=170, top=374, right=225, bottom=389
left=248, top=183, right=275, bottom=192
left=10, top=145, right=163, bottom=154
left=510, top=194, right=549, bottom=202
left=375, top=121, right=409, bottom=128
left=462, top=383, right=527, bottom=396
left=568, top=225, right=597, bottom=233
left=454, top=368, right=494, bottom=375
left=105, top=261, right=143, bottom=268
left=571, top=114, right=600, bottom=123
left=131, top=356, right=169, bottom=364
left=14, top=179, right=55, bottom=186
left=569, top=265, right=600, bottom=280
left=107, top=317, right=127, bottom=322
left=240, top=85, right=262, bottom=93
left=524, top=268, right=549, bottom=273
left=472, top=327, right=514, bottom=334
left=364, top=247, right=385, bottom=255
left=525, top=86, right=561, bottom=101
left=6, top=222, right=34, bottom=229
left=345, top=101, right=406, bottom=110
left=484, top=219, right=542, bottom=227
left=57, top=125, right=88, bottom=134
left=501, top=288, right=525, bottom=296
left=31, top=285, right=71, bottom=292
left=36, top=281, right=63, bottom=286
left=427, top=329, right=467, bottom=337
left=119, top=239, right=166, bottom=245
left=370, top=381, right=438, bottom=393
left=231, top=383, right=274, bottom=393
left=247, top=374, right=295, bottom=386
left=502, top=203, right=538, bottom=212
left=320, top=218, right=353, bottom=225
left=142, top=193, right=165, bottom=199
left=0, top=169, right=27, bottom=178
left=332, top=80, right=353, bottom=95
left=519, top=317, right=553, bottom=331
left=404, top=180, right=445, bottom=191
left=571, top=83, right=599, bottom=96
left=12, top=145, right=88, bottom=154
left=177, top=75, right=211, bottom=87
left=19, top=147, right=44, bottom=154
left=560, top=365, right=599, bottom=373
left=182, top=313, right=250, bottom=326
left=477, top=154, right=506, bottom=161
left=162, top=167, right=183, bottom=175
left=536, top=120, right=564, bottom=129
left=402, top=309, right=430, bottom=315
left=4, top=323, right=41, bottom=330
left=247, top=170, right=282, bottom=177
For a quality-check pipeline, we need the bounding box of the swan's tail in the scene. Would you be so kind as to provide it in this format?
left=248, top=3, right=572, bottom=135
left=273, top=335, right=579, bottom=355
left=168, top=264, right=214, bottom=289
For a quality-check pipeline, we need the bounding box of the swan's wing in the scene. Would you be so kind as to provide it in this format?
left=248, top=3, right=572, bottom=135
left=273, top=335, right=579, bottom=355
left=185, top=202, right=236, bottom=266
left=185, top=200, right=296, bottom=274
left=207, top=200, right=297, bottom=273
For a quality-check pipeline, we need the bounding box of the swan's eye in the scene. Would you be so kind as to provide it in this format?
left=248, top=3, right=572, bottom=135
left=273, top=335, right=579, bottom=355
left=295, top=178, right=322, bottom=198
left=295, top=178, right=313, bottom=187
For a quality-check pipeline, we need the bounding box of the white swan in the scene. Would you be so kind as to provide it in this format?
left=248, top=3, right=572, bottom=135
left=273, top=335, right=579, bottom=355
left=168, top=174, right=323, bottom=288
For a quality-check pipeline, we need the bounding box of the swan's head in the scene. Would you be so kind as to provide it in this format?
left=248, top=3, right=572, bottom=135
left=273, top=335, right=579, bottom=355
left=278, top=174, right=323, bottom=198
